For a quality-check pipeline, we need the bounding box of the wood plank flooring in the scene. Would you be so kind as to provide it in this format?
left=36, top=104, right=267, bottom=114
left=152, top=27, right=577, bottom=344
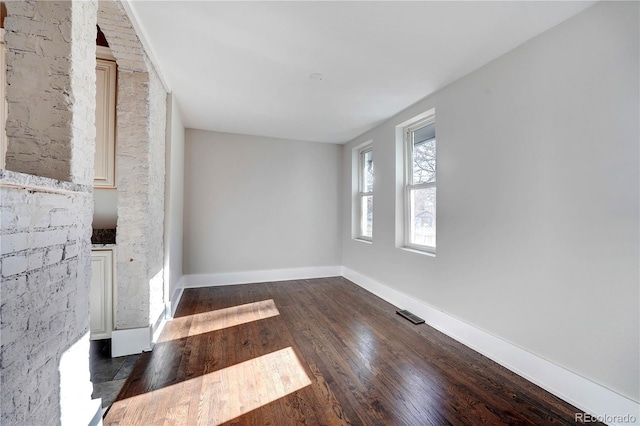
left=104, top=277, right=598, bottom=425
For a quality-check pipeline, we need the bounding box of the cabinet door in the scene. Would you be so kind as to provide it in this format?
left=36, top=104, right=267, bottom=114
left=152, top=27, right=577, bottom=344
left=94, top=59, right=116, bottom=188
left=90, top=250, right=113, bottom=340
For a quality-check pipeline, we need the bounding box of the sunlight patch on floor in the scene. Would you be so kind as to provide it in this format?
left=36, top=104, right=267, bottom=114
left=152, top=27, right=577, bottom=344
left=112, top=346, right=311, bottom=425
left=162, top=299, right=280, bottom=341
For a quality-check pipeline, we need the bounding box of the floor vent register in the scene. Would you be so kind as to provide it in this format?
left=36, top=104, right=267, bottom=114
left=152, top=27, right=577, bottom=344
left=396, top=309, right=425, bottom=325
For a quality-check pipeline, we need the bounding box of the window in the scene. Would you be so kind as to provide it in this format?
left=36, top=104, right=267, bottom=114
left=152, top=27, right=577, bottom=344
left=405, top=115, right=436, bottom=251
left=357, top=145, right=373, bottom=240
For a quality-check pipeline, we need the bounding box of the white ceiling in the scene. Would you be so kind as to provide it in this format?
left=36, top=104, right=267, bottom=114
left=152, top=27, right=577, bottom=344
left=127, top=1, right=594, bottom=144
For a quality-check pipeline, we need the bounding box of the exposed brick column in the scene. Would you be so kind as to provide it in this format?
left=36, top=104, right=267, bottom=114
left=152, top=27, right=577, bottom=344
left=114, top=71, right=152, bottom=328
left=4, top=0, right=96, bottom=186
left=1, top=1, right=98, bottom=424
left=147, top=69, right=167, bottom=327
left=98, top=0, right=167, bottom=333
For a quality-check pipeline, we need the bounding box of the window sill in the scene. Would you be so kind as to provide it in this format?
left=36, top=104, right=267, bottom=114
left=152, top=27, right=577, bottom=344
left=399, top=246, right=435, bottom=257
left=354, top=238, right=373, bottom=245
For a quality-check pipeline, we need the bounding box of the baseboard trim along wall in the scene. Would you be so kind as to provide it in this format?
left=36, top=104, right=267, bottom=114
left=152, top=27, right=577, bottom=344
left=88, top=398, right=103, bottom=426
left=111, top=326, right=153, bottom=357
left=182, top=266, right=343, bottom=288
left=152, top=313, right=168, bottom=346
left=341, top=267, right=640, bottom=426
left=113, top=309, right=172, bottom=357
left=169, top=282, right=184, bottom=318
left=172, top=267, right=639, bottom=425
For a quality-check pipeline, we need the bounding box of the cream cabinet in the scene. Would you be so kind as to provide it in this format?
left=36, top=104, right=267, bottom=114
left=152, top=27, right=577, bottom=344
left=90, top=249, right=114, bottom=340
left=94, top=47, right=116, bottom=188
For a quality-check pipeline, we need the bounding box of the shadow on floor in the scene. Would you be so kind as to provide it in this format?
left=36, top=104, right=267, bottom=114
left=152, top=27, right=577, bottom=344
left=90, top=339, right=141, bottom=416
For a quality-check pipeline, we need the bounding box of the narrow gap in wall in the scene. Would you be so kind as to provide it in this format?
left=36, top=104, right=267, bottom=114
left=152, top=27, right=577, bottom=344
left=96, top=25, right=109, bottom=47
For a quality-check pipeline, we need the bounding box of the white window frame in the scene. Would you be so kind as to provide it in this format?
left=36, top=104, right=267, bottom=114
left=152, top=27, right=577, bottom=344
left=357, top=144, right=373, bottom=241
left=404, top=114, right=436, bottom=253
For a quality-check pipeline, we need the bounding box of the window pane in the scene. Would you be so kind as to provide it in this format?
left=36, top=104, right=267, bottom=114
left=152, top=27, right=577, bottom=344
left=363, top=150, right=373, bottom=192
left=410, top=187, right=435, bottom=247
left=412, top=123, right=435, bottom=184
left=413, top=122, right=435, bottom=144
left=361, top=195, right=373, bottom=238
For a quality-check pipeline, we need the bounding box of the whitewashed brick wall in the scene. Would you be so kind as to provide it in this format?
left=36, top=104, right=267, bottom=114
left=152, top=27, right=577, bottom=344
left=98, top=1, right=167, bottom=330
left=97, top=1, right=147, bottom=73
left=2, top=0, right=169, bottom=420
left=70, top=0, right=99, bottom=187
left=113, top=70, right=153, bottom=328
left=0, top=173, right=94, bottom=425
left=147, top=62, right=167, bottom=327
left=4, top=1, right=96, bottom=186
left=1, top=0, right=97, bottom=424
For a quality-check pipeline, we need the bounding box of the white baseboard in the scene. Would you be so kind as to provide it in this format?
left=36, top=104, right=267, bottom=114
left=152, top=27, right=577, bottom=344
left=151, top=308, right=168, bottom=346
left=342, top=267, right=640, bottom=426
left=170, top=266, right=639, bottom=425
left=169, top=279, right=184, bottom=318
left=183, top=266, right=342, bottom=288
left=113, top=283, right=184, bottom=356
left=111, top=326, right=152, bottom=357
left=88, top=398, right=103, bottom=426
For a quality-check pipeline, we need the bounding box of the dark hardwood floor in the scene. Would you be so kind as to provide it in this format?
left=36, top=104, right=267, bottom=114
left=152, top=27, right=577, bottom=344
left=104, top=277, right=597, bottom=425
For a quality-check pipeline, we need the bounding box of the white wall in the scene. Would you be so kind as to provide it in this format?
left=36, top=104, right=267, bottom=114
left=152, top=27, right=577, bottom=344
left=164, top=94, right=185, bottom=306
left=92, top=188, right=117, bottom=229
left=342, top=1, right=639, bottom=403
left=184, top=130, right=342, bottom=275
